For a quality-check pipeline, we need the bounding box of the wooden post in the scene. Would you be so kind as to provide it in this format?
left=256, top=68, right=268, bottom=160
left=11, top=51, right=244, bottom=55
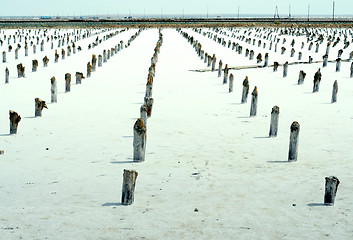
left=87, top=62, right=92, bottom=78
left=218, top=60, right=222, bottom=77
left=315, top=43, right=319, bottom=53
left=75, top=72, right=85, bottom=84
left=103, top=50, right=107, bottom=63
left=67, top=46, right=71, bottom=56
left=92, top=54, right=97, bottom=72
left=144, top=97, right=154, bottom=118
left=61, top=49, right=65, bottom=59
left=223, top=64, right=229, bottom=84
left=145, top=77, right=153, bottom=98
left=273, top=62, right=279, bottom=72
left=313, top=68, right=322, bottom=93
left=121, top=169, right=138, bottom=205
left=269, top=106, right=279, bottom=137
left=241, top=76, right=249, bottom=104
left=5, top=67, right=9, bottom=84
left=331, top=80, right=338, bottom=103
left=264, top=53, right=269, bottom=67
left=25, top=44, right=28, bottom=56
left=350, top=62, right=353, bottom=78
left=298, top=70, right=306, bottom=85
left=290, top=48, right=295, bottom=57
left=207, top=55, right=212, bottom=67
left=51, top=77, right=57, bottom=103
left=211, top=54, right=216, bottom=72
left=55, top=50, right=59, bottom=63
left=2, top=51, right=6, bottom=62
left=32, top=59, right=38, bottom=72
left=337, top=49, right=343, bottom=58
left=323, top=54, right=328, bottom=67
left=250, top=86, right=258, bottom=117
left=336, top=58, right=341, bottom=72
left=107, top=50, right=111, bottom=60
left=133, top=118, right=147, bottom=162
left=33, top=45, right=36, bottom=54
left=326, top=42, right=331, bottom=54
left=288, top=121, right=300, bottom=162
left=309, top=56, right=313, bottom=64
left=256, top=53, right=262, bottom=63
left=140, top=105, right=147, bottom=127
left=43, top=56, right=49, bottom=67
left=65, top=73, right=71, bottom=92
left=35, top=98, right=48, bottom=117
left=298, top=52, right=302, bottom=60
left=40, top=41, right=44, bottom=51
left=324, top=176, right=340, bottom=206
left=17, top=64, right=25, bottom=78
left=9, top=110, right=21, bottom=134
left=15, top=48, right=18, bottom=59
left=229, top=73, right=234, bottom=93
left=281, top=47, right=286, bottom=55
left=249, top=50, right=254, bottom=60
left=283, top=62, right=288, bottom=77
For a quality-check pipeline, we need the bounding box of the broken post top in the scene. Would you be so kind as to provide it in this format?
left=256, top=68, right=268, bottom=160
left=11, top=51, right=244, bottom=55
left=252, top=86, right=258, bottom=97
left=314, top=68, right=322, bottom=81
left=9, top=110, right=21, bottom=124
left=290, top=121, right=300, bottom=132
left=51, top=76, right=56, bottom=84
left=243, top=76, right=249, bottom=87
left=271, top=105, right=280, bottom=114
left=134, top=118, right=146, bottom=134
left=35, top=98, right=48, bottom=110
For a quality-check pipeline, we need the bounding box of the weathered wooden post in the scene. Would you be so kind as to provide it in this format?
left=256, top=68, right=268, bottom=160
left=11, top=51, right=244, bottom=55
left=9, top=110, right=21, bottom=134
left=43, top=56, right=49, bottom=67
left=241, top=76, right=249, bottom=104
left=33, top=45, right=36, bottom=54
left=15, top=48, right=18, bottom=59
left=67, top=46, right=71, bottom=57
left=49, top=77, right=57, bottom=104
left=308, top=56, right=313, bottom=64
left=249, top=50, right=254, bottom=60
left=323, top=54, right=328, bottom=67
left=298, top=70, right=306, bottom=85
left=274, top=43, right=278, bottom=52
left=121, top=169, right=138, bottom=205
left=256, top=53, right=262, bottom=63
left=55, top=50, right=59, bottom=63
left=32, top=59, right=38, bottom=72
left=308, top=42, right=313, bottom=50
left=103, top=50, right=107, bottom=63
left=211, top=54, right=216, bottom=72
left=351, top=62, right=353, bottom=78
left=133, top=118, right=146, bottom=162
left=35, top=98, right=48, bottom=117
left=61, top=49, right=65, bottom=60
left=40, top=41, right=44, bottom=51
left=98, top=55, right=103, bottom=67
left=91, top=54, right=97, bottom=72
left=313, top=68, right=322, bottom=93
left=65, top=73, right=71, bottom=92
left=349, top=51, right=353, bottom=61
left=324, top=176, right=340, bottom=206
left=326, top=42, right=331, bottom=54
left=140, top=105, right=148, bottom=127
left=223, top=64, right=229, bottom=84
left=337, top=49, right=343, bottom=58
left=229, top=73, right=234, bottom=93
left=207, top=55, right=212, bottom=67
left=250, top=86, right=258, bottom=117
left=5, top=67, right=9, bottom=84
left=315, top=43, right=320, bottom=53
left=263, top=53, right=269, bottom=67
left=290, top=48, right=295, bottom=57
left=218, top=60, right=222, bottom=77
left=331, top=80, right=338, bottom=103
left=107, top=50, right=111, bottom=60
left=75, top=72, right=85, bottom=84
left=288, top=121, right=300, bottom=162
left=298, top=52, right=302, bottom=60
left=25, top=44, right=28, bottom=56
left=281, top=47, right=286, bottom=55
left=144, top=97, right=154, bottom=118
left=87, top=62, right=92, bottom=78
left=145, top=77, right=153, bottom=98
left=336, top=58, right=341, bottom=72
left=283, top=62, right=288, bottom=77
left=2, top=51, right=6, bottom=62
left=273, top=62, right=279, bottom=72
left=269, top=106, right=279, bottom=137
left=17, top=64, right=25, bottom=78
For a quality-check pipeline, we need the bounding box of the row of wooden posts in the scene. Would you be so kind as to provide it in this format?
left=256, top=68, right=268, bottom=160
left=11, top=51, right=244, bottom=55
left=122, top=30, right=164, bottom=206
left=181, top=28, right=341, bottom=205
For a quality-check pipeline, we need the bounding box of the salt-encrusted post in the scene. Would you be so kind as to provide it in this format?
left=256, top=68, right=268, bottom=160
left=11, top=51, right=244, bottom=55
left=91, top=54, right=97, bottom=72
left=250, top=86, right=258, bottom=117
left=218, top=60, right=222, bottom=77
left=2, top=51, right=6, bottom=62
left=283, top=62, right=288, bottom=77
left=35, top=98, right=48, bottom=117
left=15, top=48, right=18, bottom=59
left=256, top=53, right=262, bottom=63
left=337, top=49, right=343, bottom=58
left=43, top=56, right=49, bottom=67
left=98, top=55, right=102, bottom=67
left=211, top=54, right=216, bottom=72
left=313, top=68, right=322, bottom=93
left=145, top=78, right=153, bottom=98
left=51, top=77, right=57, bottom=103
left=288, top=121, right=300, bottom=162
left=204, top=53, right=208, bottom=63
left=298, top=70, right=306, bottom=85
left=140, top=105, right=147, bottom=127
left=273, top=62, right=279, bottom=72
left=121, top=169, right=138, bottom=205
left=61, top=49, right=65, bottom=60
left=25, top=44, right=28, bottom=56
left=87, top=62, right=92, bottom=78
left=32, top=59, right=38, bottom=72
left=269, top=106, right=279, bottom=137
left=133, top=118, right=146, bottom=162
left=229, top=73, right=234, bottom=93
left=144, top=97, right=154, bottom=118
left=103, top=50, right=107, bottom=63
left=75, top=72, right=85, bottom=84
left=331, top=80, right=338, bottom=103
left=290, top=48, right=295, bottom=57
left=40, top=41, right=44, bottom=51
left=249, top=50, right=254, bottom=60
left=351, top=62, right=353, bottom=78
left=9, top=110, right=21, bottom=134
left=33, top=45, right=36, bottom=54
left=326, top=42, right=331, bottom=54
left=324, top=176, right=340, bottom=206
left=263, top=53, right=269, bottom=67
left=315, top=43, right=319, bottom=53
left=308, top=56, right=313, bottom=64
left=5, top=67, right=9, bottom=84
left=298, top=52, right=302, bottom=60
left=223, top=64, right=229, bottom=84
left=323, top=54, right=328, bottom=67
left=17, top=64, right=25, bottom=78
left=336, top=58, right=341, bottom=72
left=107, top=50, right=111, bottom=60
left=67, top=46, right=71, bottom=56
left=55, top=50, right=59, bottom=63
left=65, top=73, right=71, bottom=92
left=241, top=76, right=249, bottom=104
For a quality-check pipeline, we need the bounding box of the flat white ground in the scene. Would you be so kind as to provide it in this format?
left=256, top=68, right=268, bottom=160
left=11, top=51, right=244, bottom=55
left=0, top=27, right=352, bottom=239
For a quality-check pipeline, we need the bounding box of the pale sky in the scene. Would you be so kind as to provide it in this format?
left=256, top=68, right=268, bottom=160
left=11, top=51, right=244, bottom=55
left=1, top=0, right=352, bottom=17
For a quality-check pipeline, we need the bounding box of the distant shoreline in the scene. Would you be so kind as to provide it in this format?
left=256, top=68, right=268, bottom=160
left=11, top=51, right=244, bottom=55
left=0, top=17, right=353, bottom=28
